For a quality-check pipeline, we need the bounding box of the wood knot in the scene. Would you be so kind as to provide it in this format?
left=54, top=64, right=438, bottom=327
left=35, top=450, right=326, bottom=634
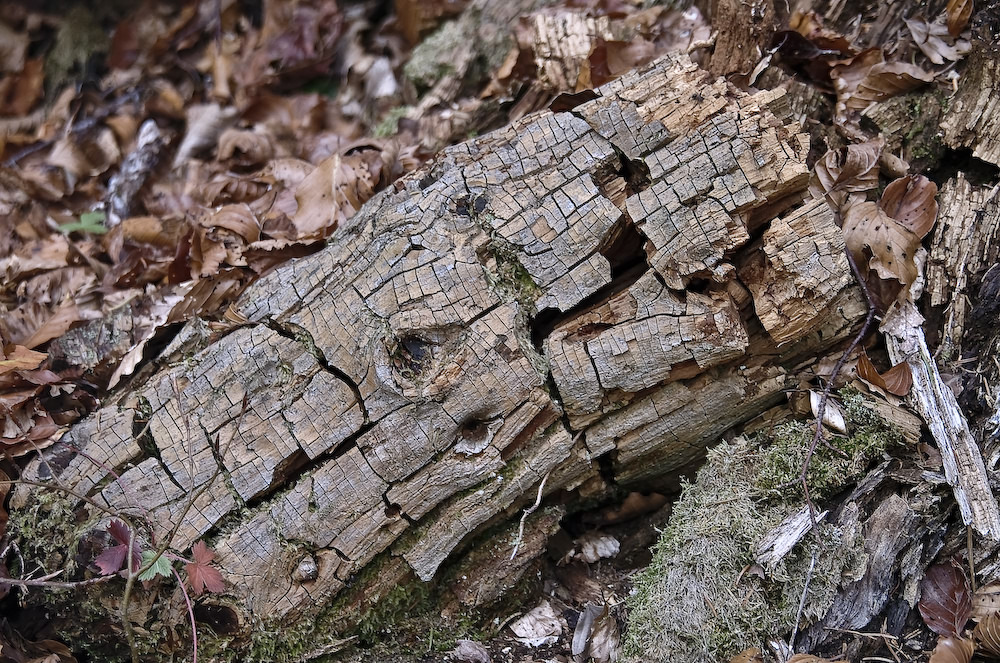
left=293, top=554, right=318, bottom=582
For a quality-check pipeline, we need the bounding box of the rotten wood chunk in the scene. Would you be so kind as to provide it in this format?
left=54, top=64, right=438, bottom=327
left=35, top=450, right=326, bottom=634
left=16, top=54, right=865, bottom=639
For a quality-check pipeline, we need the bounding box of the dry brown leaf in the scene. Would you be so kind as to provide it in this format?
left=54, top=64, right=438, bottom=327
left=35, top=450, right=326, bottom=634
left=291, top=151, right=380, bottom=238
left=0, top=345, right=46, bottom=375
left=730, top=647, right=764, bottom=663
left=842, top=201, right=920, bottom=291
left=843, top=61, right=935, bottom=110
left=946, top=0, right=973, bottom=37
left=235, top=0, right=343, bottom=93
left=929, top=636, right=976, bottom=663
left=789, top=11, right=853, bottom=54
left=787, top=655, right=837, bottom=662
left=920, top=561, right=973, bottom=637
left=831, top=47, right=885, bottom=101
left=974, top=612, right=1000, bottom=657
left=809, top=140, right=882, bottom=209
left=48, top=127, right=122, bottom=187
left=972, top=581, right=1000, bottom=619
left=0, top=57, right=44, bottom=116
left=3, top=301, right=85, bottom=350
left=879, top=175, right=938, bottom=239
left=905, top=15, right=972, bottom=65
left=856, top=352, right=913, bottom=397
left=217, top=128, right=276, bottom=167
left=172, top=103, right=238, bottom=168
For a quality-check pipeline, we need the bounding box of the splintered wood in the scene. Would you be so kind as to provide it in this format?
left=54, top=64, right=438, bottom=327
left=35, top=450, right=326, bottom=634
left=18, top=55, right=866, bottom=631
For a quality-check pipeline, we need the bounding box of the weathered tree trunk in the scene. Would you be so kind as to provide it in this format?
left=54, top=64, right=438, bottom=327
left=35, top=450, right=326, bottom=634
left=13, top=54, right=866, bottom=657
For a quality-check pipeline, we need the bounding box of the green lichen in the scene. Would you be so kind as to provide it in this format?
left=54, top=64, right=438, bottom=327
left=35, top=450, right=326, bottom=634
left=623, top=390, right=901, bottom=662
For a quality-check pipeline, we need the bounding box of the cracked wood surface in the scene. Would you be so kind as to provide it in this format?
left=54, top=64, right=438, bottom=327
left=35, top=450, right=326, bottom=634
left=17, top=54, right=866, bottom=634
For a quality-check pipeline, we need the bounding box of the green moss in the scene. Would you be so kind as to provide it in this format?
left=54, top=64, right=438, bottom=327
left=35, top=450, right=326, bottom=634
left=623, top=390, right=901, bottom=662
left=373, top=106, right=412, bottom=138
left=403, top=21, right=463, bottom=91
left=755, top=390, right=901, bottom=500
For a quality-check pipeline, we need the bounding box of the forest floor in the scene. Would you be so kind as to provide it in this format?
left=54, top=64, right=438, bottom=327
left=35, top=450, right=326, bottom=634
left=0, top=0, right=997, bottom=661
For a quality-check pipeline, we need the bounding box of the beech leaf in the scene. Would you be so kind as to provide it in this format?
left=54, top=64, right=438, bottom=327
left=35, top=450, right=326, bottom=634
left=919, top=562, right=972, bottom=637
left=905, top=16, right=972, bottom=65
left=972, top=580, right=1000, bottom=619
left=842, top=201, right=921, bottom=290
left=185, top=540, right=225, bottom=596
left=928, top=636, right=975, bottom=663
left=974, top=612, right=1000, bottom=658
left=946, top=0, right=973, bottom=37
left=809, top=141, right=882, bottom=210
left=843, top=62, right=935, bottom=110
left=879, top=175, right=938, bottom=239
left=881, top=361, right=914, bottom=397
left=857, top=352, right=913, bottom=397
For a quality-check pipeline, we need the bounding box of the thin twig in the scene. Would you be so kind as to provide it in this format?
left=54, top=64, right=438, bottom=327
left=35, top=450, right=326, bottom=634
left=171, top=566, right=198, bottom=663
left=787, top=247, right=877, bottom=522
left=0, top=573, right=117, bottom=590
left=789, top=551, right=818, bottom=652
left=510, top=470, right=552, bottom=560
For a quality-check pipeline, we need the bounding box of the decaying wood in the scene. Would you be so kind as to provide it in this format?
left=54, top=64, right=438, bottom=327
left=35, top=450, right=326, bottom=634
left=704, top=0, right=776, bottom=79
left=883, top=300, right=1000, bottom=540
left=14, top=54, right=867, bottom=648
left=926, top=173, right=1000, bottom=361
left=941, top=50, right=1000, bottom=167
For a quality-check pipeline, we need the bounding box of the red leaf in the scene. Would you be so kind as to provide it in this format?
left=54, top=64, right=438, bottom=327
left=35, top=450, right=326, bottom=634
left=920, top=561, right=972, bottom=637
left=94, top=520, right=141, bottom=575
left=185, top=541, right=225, bottom=596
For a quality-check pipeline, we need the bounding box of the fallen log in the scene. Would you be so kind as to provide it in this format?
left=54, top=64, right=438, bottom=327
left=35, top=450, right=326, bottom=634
left=11, top=53, right=867, bottom=659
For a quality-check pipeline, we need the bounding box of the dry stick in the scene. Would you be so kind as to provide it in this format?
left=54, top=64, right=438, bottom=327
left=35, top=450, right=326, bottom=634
left=171, top=566, right=199, bottom=663
left=789, top=551, right=818, bottom=652
left=510, top=470, right=552, bottom=560
left=790, top=247, right=877, bottom=522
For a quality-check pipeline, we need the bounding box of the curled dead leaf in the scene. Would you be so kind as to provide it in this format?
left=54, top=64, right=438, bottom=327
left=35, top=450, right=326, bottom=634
left=946, top=0, right=973, bottom=37
left=929, top=636, right=975, bottom=663
left=972, top=581, right=1000, bottom=620
left=0, top=345, right=46, bottom=375
left=879, top=175, right=938, bottom=239
left=810, top=390, right=847, bottom=433
left=843, top=62, right=935, bottom=111
left=974, top=612, right=1000, bottom=657
left=906, top=15, right=972, bottom=65
left=809, top=141, right=882, bottom=210
left=856, top=352, right=913, bottom=397
left=842, top=201, right=920, bottom=298
left=789, top=11, right=853, bottom=54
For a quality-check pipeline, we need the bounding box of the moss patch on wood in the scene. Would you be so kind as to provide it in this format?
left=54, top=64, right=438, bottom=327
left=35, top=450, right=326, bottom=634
left=623, top=389, right=903, bottom=662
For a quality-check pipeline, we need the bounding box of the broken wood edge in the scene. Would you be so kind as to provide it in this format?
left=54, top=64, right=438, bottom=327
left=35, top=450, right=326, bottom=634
left=883, top=299, right=1000, bottom=540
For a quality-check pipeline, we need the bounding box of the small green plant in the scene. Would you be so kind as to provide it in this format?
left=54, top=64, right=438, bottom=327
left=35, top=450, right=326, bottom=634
left=58, top=211, right=107, bottom=234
